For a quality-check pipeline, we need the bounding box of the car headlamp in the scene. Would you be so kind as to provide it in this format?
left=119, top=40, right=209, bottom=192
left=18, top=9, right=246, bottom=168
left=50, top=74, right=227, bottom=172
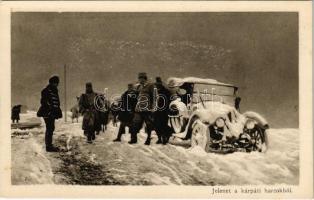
left=245, top=120, right=256, bottom=130
left=215, top=117, right=225, bottom=128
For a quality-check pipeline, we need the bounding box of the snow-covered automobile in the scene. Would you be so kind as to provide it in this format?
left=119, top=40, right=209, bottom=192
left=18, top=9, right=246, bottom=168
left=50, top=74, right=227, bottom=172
left=167, top=77, right=269, bottom=153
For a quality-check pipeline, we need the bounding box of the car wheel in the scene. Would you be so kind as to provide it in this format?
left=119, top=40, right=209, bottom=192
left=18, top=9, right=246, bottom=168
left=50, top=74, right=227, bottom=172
left=190, top=118, right=209, bottom=150
left=257, top=126, right=269, bottom=152
left=244, top=124, right=268, bottom=152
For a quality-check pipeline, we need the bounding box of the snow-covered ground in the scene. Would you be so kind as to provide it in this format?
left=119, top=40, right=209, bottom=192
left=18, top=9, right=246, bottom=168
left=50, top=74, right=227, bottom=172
left=11, top=111, right=299, bottom=185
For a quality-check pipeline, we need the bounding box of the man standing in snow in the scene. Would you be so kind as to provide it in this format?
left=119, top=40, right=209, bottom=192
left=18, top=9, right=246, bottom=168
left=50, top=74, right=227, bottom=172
left=129, top=72, right=156, bottom=145
left=11, top=104, right=22, bottom=123
left=97, top=96, right=110, bottom=133
left=153, top=77, right=173, bottom=144
left=79, top=82, right=100, bottom=143
left=37, top=76, right=62, bottom=152
left=113, top=83, right=138, bottom=142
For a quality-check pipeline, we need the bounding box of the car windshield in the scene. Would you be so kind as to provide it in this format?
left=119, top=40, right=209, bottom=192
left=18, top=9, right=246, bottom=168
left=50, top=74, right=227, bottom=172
left=193, top=83, right=235, bottom=96
left=192, top=83, right=236, bottom=106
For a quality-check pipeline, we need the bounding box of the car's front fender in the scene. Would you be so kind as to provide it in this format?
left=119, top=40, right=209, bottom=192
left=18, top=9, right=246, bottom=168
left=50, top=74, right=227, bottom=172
left=169, top=98, right=189, bottom=118
left=243, top=111, right=269, bottom=128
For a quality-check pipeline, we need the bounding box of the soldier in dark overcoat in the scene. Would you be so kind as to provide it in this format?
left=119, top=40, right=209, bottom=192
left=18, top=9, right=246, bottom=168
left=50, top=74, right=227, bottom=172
left=113, top=83, right=138, bottom=142
left=79, top=82, right=100, bottom=143
left=129, top=72, right=156, bottom=145
left=153, top=77, right=173, bottom=144
left=11, top=105, right=22, bottom=123
left=37, top=76, right=62, bottom=152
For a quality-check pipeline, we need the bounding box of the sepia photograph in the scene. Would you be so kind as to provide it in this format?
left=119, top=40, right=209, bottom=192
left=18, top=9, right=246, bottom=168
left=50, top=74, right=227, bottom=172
left=0, top=1, right=312, bottom=198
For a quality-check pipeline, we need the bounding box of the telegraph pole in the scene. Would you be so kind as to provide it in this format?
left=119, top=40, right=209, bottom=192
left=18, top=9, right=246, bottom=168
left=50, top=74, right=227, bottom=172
left=64, top=64, right=67, bottom=122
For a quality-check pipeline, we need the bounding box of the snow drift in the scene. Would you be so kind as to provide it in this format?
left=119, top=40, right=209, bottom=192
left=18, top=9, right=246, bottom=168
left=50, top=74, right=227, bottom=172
left=11, top=112, right=299, bottom=185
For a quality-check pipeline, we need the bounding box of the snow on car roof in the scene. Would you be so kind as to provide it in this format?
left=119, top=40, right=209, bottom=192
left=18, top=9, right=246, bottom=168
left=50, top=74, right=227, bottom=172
left=167, top=77, right=236, bottom=88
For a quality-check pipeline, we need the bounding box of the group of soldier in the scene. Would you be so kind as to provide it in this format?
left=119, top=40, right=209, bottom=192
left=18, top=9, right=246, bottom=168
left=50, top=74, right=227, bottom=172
left=37, top=72, right=174, bottom=152
left=113, top=72, right=173, bottom=145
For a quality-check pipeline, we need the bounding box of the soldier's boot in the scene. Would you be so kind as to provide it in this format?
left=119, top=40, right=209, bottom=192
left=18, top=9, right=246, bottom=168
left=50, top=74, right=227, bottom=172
left=87, top=131, right=93, bottom=144
left=144, top=134, right=151, bottom=145
left=128, top=139, right=137, bottom=144
left=113, top=134, right=122, bottom=142
left=162, top=135, right=168, bottom=145
left=144, top=139, right=151, bottom=145
left=113, top=138, right=121, bottom=142
left=113, top=132, right=122, bottom=142
left=46, top=146, right=59, bottom=152
left=144, top=130, right=152, bottom=145
left=128, top=133, right=137, bottom=144
left=156, top=135, right=162, bottom=144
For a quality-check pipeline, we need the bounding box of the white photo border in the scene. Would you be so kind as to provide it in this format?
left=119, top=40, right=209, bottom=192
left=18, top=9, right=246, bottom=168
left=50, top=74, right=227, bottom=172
left=0, top=1, right=312, bottom=198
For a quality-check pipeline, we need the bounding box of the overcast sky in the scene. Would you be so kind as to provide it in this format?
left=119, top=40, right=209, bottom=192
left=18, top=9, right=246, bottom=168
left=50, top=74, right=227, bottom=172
left=11, top=12, right=298, bottom=128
